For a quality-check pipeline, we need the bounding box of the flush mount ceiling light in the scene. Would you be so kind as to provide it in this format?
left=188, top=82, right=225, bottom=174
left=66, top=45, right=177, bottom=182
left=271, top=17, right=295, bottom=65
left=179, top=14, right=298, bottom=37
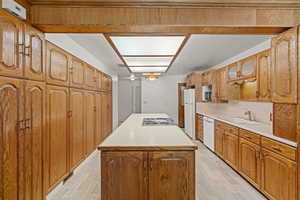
left=105, top=34, right=189, bottom=73
left=145, top=74, right=159, bottom=81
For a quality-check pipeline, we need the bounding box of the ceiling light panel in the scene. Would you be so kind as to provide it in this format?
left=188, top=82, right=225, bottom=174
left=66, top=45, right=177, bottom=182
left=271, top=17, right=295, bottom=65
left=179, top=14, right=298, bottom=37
left=110, top=36, right=185, bottom=55
left=129, top=67, right=168, bottom=73
left=124, top=56, right=172, bottom=66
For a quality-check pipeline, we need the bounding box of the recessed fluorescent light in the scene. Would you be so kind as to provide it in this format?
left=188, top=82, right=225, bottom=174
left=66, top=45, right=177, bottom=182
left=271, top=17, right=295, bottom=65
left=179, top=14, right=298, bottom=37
left=123, top=57, right=172, bottom=66
left=142, top=73, right=161, bottom=76
left=110, top=36, right=185, bottom=55
left=130, top=67, right=168, bottom=73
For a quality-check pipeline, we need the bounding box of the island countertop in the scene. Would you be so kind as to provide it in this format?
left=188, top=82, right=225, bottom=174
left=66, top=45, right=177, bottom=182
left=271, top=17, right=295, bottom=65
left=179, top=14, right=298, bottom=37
left=98, top=113, right=197, bottom=151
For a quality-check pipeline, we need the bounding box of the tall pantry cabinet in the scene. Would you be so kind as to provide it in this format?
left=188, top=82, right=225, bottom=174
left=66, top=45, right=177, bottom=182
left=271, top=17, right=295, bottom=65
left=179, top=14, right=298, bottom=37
left=0, top=13, right=113, bottom=200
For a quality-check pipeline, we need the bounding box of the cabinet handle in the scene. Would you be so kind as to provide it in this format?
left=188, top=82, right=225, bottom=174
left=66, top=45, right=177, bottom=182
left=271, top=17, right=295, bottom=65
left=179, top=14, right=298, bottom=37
left=24, top=46, right=31, bottom=56
left=25, top=119, right=31, bottom=129
left=67, top=111, right=72, bottom=118
left=271, top=146, right=282, bottom=152
left=18, top=120, right=25, bottom=131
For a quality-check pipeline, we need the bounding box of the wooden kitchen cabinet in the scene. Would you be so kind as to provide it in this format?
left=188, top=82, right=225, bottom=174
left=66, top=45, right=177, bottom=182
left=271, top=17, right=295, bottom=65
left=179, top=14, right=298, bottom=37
left=85, top=64, right=97, bottom=90
left=239, top=138, right=261, bottom=189
left=46, top=42, right=70, bottom=87
left=217, top=67, right=228, bottom=102
left=101, top=151, right=148, bottom=200
left=261, top=149, right=297, bottom=200
left=149, top=151, right=195, bottom=200
left=45, top=85, right=69, bottom=192
left=95, top=93, right=103, bottom=146
left=69, top=89, right=85, bottom=171
left=223, top=130, right=239, bottom=170
left=102, top=73, right=112, bottom=91
left=24, top=24, right=45, bottom=81
left=257, top=50, right=271, bottom=101
left=96, top=70, right=102, bottom=91
left=227, top=62, right=239, bottom=82
left=85, top=91, right=96, bottom=155
left=102, top=92, right=113, bottom=139
left=214, top=122, right=224, bottom=157
left=0, top=15, right=24, bottom=78
left=195, top=114, right=203, bottom=141
left=69, top=56, right=85, bottom=89
left=239, top=55, right=257, bottom=80
left=0, top=77, right=24, bottom=200
left=271, top=27, right=298, bottom=104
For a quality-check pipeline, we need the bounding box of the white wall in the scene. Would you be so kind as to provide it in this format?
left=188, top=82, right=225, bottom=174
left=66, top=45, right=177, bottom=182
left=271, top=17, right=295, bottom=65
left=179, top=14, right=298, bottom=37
left=45, top=34, right=119, bottom=129
left=141, top=75, right=185, bottom=123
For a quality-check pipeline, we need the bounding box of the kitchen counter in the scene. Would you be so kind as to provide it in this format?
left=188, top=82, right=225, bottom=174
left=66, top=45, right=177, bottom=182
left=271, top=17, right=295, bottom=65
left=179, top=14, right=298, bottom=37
left=198, top=112, right=297, bottom=147
left=98, top=113, right=197, bottom=150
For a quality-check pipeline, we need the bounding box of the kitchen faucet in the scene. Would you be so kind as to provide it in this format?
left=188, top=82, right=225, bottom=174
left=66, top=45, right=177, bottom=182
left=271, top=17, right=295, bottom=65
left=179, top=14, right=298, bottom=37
left=244, top=110, right=254, bottom=121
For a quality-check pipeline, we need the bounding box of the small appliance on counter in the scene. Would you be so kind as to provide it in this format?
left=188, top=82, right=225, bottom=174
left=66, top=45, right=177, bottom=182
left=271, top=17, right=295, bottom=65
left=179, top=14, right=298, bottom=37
left=202, top=84, right=212, bottom=102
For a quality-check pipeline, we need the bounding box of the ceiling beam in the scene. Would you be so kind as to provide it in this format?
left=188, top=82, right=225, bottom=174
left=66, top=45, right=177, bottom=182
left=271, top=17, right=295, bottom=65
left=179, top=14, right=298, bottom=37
left=31, top=6, right=299, bottom=34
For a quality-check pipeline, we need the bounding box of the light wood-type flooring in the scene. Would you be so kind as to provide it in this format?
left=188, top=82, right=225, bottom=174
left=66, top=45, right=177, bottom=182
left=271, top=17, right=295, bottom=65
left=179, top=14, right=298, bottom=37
left=47, top=142, right=267, bottom=200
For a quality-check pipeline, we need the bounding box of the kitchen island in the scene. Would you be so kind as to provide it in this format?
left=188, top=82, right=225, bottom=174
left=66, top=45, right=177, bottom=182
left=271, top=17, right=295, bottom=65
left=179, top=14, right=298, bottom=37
left=98, top=113, right=197, bottom=200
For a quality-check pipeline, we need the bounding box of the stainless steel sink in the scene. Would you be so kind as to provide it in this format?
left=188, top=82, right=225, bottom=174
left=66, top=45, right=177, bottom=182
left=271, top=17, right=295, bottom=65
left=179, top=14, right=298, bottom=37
left=231, top=117, right=259, bottom=125
left=142, top=118, right=176, bottom=126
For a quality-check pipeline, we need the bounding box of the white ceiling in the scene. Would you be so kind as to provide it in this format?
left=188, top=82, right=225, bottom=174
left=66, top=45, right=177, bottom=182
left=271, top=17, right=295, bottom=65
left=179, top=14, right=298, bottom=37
left=67, top=34, right=274, bottom=77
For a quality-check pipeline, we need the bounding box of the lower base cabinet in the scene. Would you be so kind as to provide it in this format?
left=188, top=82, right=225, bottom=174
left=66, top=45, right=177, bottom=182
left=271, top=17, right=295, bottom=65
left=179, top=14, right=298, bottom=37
left=223, top=132, right=239, bottom=170
left=261, top=149, right=296, bottom=200
left=101, top=151, right=195, bottom=200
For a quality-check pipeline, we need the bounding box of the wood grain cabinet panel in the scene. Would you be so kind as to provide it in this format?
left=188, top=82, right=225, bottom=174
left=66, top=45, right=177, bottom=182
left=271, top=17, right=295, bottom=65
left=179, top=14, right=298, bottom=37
left=0, top=77, right=23, bottom=200
left=227, top=63, right=239, bottom=82
left=96, top=70, right=102, bottom=91
left=257, top=50, right=271, bottom=101
left=271, top=27, right=298, bottom=103
left=238, top=138, right=261, bottom=189
left=95, top=93, right=102, bottom=146
left=24, top=25, right=45, bottom=81
left=223, top=132, right=239, bottom=170
left=214, top=122, right=224, bottom=158
left=0, top=16, right=24, bottom=78
left=69, top=57, right=85, bottom=89
left=101, top=151, right=148, bottom=200
left=84, top=64, right=96, bottom=90
left=70, top=89, right=85, bottom=171
left=24, top=80, right=45, bottom=200
left=45, top=85, right=69, bottom=192
left=85, top=91, right=96, bottom=155
left=195, top=114, right=203, bottom=141
left=101, top=92, right=112, bottom=139
left=46, top=42, right=69, bottom=87
left=239, top=55, right=257, bottom=80
left=217, top=67, right=228, bottom=102
left=149, top=151, right=195, bottom=200
left=261, top=149, right=297, bottom=200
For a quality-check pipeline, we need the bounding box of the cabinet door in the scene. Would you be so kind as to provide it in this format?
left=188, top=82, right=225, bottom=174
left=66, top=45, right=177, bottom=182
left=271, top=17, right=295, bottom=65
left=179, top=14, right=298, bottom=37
left=0, top=16, right=24, bottom=78
left=223, top=132, right=239, bottom=170
left=96, top=70, right=102, bottom=91
left=218, top=67, right=228, bottom=101
left=257, top=50, right=271, bottom=101
left=239, top=138, right=261, bottom=189
left=85, top=91, right=96, bottom=155
left=149, top=151, right=195, bottom=200
left=101, top=151, right=148, bottom=200
left=195, top=114, right=203, bottom=141
left=227, top=63, right=239, bottom=82
left=45, top=85, right=69, bottom=192
left=95, top=93, right=102, bottom=146
left=24, top=80, right=45, bottom=200
left=24, top=25, right=45, bottom=81
left=261, top=149, right=296, bottom=200
left=239, top=55, right=257, bottom=80
left=214, top=125, right=224, bottom=158
left=69, top=89, right=85, bottom=170
left=271, top=27, right=297, bottom=103
left=46, top=42, right=69, bottom=87
left=84, top=65, right=96, bottom=90
left=69, top=57, right=85, bottom=89
left=107, top=92, right=113, bottom=134
left=0, top=77, right=23, bottom=200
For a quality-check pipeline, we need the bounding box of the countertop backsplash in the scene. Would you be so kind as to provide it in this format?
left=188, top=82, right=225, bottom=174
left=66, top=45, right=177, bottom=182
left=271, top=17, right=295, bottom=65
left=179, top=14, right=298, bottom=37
left=196, top=100, right=273, bottom=125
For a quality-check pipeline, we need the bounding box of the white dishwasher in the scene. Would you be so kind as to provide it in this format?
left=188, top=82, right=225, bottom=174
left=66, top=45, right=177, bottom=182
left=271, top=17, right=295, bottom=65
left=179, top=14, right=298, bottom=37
left=203, top=117, right=215, bottom=152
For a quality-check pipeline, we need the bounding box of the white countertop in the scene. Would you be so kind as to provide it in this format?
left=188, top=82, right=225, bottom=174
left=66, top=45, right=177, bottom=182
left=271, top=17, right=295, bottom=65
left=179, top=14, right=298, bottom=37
left=99, top=113, right=197, bottom=150
left=199, top=112, right=297, bottom=147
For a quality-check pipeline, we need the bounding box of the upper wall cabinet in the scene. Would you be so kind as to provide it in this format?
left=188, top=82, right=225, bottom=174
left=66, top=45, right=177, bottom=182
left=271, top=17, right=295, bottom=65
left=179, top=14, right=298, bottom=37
left=227, top=62, right=239, bottom=82
left=46, top=42, right=70, bottom=86
left=257, top=50, right=271, bottom=101
left=24, top=25, right=45, bottom=81
left=217, top=67, right=228, bottom=102
left=85, top=64, right=97, bottom=90
left=0, top=16, right=24, bottom=78
left=271, top=27, right=298, bottom=104
left=69, top=56, right=85, bottom=89
left=239, top=55, right=257, bottom=80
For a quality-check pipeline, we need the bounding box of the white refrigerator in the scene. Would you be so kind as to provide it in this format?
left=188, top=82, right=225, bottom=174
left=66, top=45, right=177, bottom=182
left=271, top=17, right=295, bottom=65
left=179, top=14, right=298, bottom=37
left=184, top=89, right=195, bottom=139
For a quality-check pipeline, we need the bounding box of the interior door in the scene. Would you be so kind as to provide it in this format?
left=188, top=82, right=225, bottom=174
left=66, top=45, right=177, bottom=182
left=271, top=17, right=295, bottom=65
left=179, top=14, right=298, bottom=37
left=24, top=25, right=45, bottom=81
left=24, top=80, right=45, bottom=200
left=70, top=89, right=85, bottom=170
left=0, top=16, right=24, bottom=78
left=0, top=77, right=24, bottom=200
left=45, top=85, right=69, bottom=192
left=46, top=42, right=69, bottom=87
left=149, top=151, right=195, bottom=200
left=85, top=91, right=96, bottom=155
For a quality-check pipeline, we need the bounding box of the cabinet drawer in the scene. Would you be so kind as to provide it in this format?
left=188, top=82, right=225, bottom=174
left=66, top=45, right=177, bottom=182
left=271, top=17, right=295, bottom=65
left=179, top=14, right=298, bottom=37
left=224, top=124, right=239, bottom=136
left=239, top=129, right=261, bottom=145
left=261, top=137, right=296, bottom=161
